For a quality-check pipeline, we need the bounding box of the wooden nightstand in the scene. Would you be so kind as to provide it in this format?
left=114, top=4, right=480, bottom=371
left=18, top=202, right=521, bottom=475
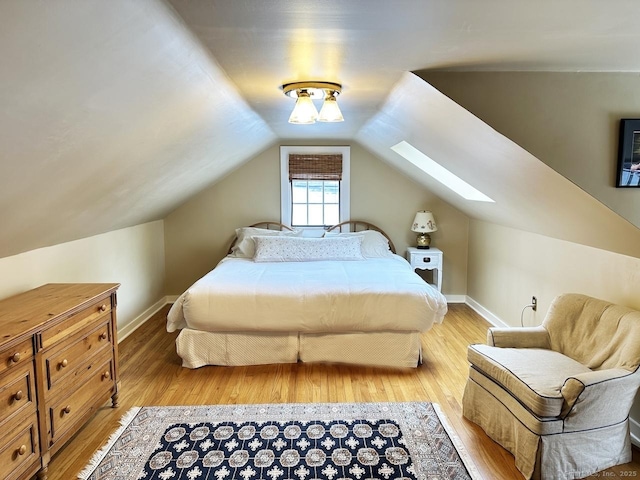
left=406, top=247, right=443, bottom=292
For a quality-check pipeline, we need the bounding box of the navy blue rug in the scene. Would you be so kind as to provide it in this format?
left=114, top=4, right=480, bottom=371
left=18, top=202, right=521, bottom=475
left=79, top=402, right=480, bottom=480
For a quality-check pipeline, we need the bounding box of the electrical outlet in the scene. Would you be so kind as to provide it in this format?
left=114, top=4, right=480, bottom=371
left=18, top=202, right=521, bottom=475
left=532, top=296, right=537, bottom=311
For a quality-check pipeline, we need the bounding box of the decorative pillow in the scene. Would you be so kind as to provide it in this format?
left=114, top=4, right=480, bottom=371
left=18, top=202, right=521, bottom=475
left=323, top=230, right=393, bottom=258
left=253, top=235, right=364, bottom=262
left=230, top=227, right=301, bottom=258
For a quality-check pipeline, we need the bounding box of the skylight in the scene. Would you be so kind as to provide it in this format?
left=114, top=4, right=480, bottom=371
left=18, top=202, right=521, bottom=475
left=391, top=141, right=495, bottom=203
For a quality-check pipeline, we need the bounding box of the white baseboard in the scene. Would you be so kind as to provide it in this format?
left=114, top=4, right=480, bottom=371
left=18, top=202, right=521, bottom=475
left=445, top=294, right=467, bottom=304
left=117, top=296, right=173, bottom=342
left=465, top=296, right=508, bottom=327
left=631, top=417, right=640, bottom=448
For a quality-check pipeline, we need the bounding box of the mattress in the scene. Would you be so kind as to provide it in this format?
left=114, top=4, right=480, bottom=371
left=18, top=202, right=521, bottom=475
left=167, top=254, right=447, bottom=334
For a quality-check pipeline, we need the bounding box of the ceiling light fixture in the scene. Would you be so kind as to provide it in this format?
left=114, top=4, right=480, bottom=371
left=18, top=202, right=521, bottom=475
left=282, top=81, right=344, bottom=124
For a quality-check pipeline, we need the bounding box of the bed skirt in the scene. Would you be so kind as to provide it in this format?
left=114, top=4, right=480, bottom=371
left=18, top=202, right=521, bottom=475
left=175, top=328, right=423, bottom=368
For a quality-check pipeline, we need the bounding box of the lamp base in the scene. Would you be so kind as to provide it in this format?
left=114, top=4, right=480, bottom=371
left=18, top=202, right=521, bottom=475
left=416, top=245, right=430, bottom=249
left=415, top=233, right=431, bottom=249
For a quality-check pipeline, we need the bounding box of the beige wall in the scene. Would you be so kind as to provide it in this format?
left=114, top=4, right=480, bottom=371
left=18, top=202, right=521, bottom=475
left=0, top=221, right=166, bottom=338
left=467, top=218, right=640, bottom=438
left=468, top=220, right=640, bottom=323
left=417, top=71, right=640, bottom=229
left=164, top=142, right=469, bottom=296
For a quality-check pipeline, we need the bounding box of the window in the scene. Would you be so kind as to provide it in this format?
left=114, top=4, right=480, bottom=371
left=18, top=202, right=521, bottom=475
left=280, top=146, right=350, bottom=229
left=291, top=179, right=340, bottom=226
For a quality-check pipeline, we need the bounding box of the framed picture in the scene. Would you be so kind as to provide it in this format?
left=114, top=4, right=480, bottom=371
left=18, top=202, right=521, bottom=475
left=616, top=119, right=640, bottom=187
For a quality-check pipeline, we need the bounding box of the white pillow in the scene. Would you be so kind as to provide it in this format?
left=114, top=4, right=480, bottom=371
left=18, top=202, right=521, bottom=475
left=230, top=227, right=300, bottom=258
left=323, top=230, right=393, bottom=258
left=253, top=235, right=364, bottom=262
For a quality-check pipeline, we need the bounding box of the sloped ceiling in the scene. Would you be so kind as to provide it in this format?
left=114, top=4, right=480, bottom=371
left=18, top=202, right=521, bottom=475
left=2, top=0, right=640, bottom=259
left=0, top=1, right=275, bottom=258
left=356, top=73, right=640, bottom=258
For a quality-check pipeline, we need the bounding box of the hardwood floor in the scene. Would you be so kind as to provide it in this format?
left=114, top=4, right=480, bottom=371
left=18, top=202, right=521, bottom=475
left=47, top=303, right=639, bottom=480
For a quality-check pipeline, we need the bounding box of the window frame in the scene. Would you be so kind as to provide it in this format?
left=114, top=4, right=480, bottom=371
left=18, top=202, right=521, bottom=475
left=280, top=146, right=350, bottom=231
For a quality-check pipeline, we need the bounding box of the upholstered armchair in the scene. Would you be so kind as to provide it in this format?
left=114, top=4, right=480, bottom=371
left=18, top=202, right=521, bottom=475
left=462, top=293, right=640, bottom=480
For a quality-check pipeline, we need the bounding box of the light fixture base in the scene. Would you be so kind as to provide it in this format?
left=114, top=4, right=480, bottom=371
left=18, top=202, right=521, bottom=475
left=282, top=81, right=342, bottom=99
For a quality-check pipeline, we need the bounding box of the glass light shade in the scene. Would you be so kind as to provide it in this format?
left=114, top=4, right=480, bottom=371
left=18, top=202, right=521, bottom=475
left=411, top=210, right=437, bottom=233
left=317, top=95, right=344, bottom=122
left=288, top=91, right=318, bottom=124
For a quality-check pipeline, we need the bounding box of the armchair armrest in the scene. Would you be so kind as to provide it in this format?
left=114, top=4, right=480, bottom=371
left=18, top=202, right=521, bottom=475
left=487, top=326, right=550, bottom=349
left=561, top=368, right=640, bottom=431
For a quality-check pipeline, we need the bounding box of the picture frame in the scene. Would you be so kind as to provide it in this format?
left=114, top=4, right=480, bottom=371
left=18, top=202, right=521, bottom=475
left=616, top=118, right=640, bottom=187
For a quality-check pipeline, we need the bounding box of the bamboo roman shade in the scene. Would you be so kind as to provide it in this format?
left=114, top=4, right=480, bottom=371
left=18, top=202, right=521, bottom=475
left=288, top=154, right=343, bottom=181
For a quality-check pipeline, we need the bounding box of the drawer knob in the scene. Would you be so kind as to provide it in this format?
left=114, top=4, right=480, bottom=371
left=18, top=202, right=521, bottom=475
left=10, top=352, right=21, bottom=363
left=17, top=444, right=27, bottom=456
left=99, top=332, right=108, bottom=341
left=103, top=371, right=111, bottom=380
left=14, top=390, right=24, bottom=401
left=99, top=304, right=107, bottom=312
left=62, top=406, right=71, bottom=415
left=422, top=257, right=431, bottom=263
left=59, top=359, right=68, bottom=368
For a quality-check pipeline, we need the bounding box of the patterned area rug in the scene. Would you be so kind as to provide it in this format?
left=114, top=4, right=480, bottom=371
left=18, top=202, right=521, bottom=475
left=79, top=402, right=481, bottom=480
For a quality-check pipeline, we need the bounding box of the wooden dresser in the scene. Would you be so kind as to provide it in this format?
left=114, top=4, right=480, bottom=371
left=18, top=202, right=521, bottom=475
left=0, top=283, right=120, bottom=480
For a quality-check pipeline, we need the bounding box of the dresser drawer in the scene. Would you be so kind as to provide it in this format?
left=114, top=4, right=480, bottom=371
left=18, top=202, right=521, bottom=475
left=0, top=414, right=39, bottom=480
left=47, top=354, right=114, bottom=447
left=0, top=361, right=36, bottom=429
left=43, top=321, right=112, bottom=395
left=41, top=299, right=112, bottom=350
left=0, top=338, right=34, bottom=377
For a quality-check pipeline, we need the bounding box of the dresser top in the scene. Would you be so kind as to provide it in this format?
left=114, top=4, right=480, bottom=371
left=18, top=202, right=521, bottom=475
left=0, top=283, right=119, bottom=347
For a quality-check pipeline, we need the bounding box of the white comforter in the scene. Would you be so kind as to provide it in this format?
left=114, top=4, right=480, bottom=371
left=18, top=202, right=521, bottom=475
left=167, top=255, right=447, bottom=334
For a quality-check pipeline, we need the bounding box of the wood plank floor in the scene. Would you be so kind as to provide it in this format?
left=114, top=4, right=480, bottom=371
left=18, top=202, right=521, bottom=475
left=47, top=303, right=639, bottom=480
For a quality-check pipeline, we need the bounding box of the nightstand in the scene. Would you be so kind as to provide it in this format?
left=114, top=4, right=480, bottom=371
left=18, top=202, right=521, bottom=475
left=406, top=247, right=443, bottom=292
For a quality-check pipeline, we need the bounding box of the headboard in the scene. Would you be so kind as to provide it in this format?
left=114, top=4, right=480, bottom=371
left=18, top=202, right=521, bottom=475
left=326, top=221, right=396, bottom=254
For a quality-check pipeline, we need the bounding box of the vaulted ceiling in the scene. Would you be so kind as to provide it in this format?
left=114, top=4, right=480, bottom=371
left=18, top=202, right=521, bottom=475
left=2, top=0, right=640, bottom=259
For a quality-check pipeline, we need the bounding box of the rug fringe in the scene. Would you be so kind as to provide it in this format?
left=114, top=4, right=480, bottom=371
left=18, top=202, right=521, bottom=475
left=432, top=403, right=483, bottom=480
left=77, top=406, right=142, bottom=480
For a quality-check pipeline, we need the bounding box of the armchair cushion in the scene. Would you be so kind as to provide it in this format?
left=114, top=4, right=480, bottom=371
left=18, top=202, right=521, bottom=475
left=468, top=344, right=592, bottom=417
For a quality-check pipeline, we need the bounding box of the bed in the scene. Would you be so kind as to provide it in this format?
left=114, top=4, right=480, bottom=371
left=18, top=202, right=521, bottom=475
left=166, top=221, right=448, bottom=368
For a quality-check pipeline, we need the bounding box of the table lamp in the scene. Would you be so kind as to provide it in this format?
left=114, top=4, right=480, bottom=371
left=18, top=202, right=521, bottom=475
left=411, top=210, right=437, bottom=249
